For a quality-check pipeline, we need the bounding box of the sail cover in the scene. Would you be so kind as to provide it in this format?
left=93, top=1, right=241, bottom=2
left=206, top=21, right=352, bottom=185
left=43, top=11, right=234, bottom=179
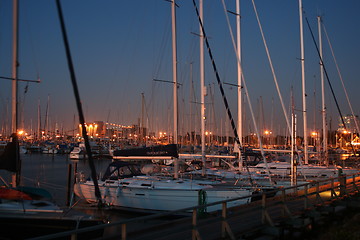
left=113, top=144, right=178, bottom=158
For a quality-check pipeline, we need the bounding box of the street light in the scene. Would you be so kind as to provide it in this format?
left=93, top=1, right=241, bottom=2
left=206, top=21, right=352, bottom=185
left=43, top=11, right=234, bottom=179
left=311, top=131, right=318, bottom=147
left=264, top=130, right=272, bottom=146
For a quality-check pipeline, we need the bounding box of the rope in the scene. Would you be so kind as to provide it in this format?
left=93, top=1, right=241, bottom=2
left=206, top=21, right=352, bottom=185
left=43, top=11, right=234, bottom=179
left=220, top=0, right=274, bottom=185
left=250, top=0, right=291, bottom=134
left=198, top=189, right=207, bottom=215
left=193, top=0, right=260, bottom=187
left=22, top=176, right=66, bottom=191
left=304, top=16, right=357, bottom=158
left=322, top=23, right=360, bottom=135
left=56, top=0, right=103, bottom=206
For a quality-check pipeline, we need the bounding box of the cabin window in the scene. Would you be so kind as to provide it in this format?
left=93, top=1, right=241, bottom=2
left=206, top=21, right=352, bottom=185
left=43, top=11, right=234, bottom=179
left=141, top=183, right=152, bottom=187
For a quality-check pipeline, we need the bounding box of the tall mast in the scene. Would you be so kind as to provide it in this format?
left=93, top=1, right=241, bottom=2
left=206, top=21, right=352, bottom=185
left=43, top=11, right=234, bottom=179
left=56, top=0, right=102, bottom=205
left=11, top=0, right=19, bottom=187
left=171, top=0, right=179, bottom=178
left=45, top=95, right=50, bottom=138
left=236, top=0, right=243, bottom=168
left=37, top=99, right=41, bottom=140
left=291, top=87, right=297, bottom=186
left=141, top=92, right=145, bottom=144
left=199, top=0, right=206, bottom=176
left=11, top=0, right=19, bottom=135
left=189, top=62, right=193, bottom=145
left=318, top=16, right=328, bottom=165
left=299, top=0, right=308, bottom=164
left=4, top=99, right=9, bottom=136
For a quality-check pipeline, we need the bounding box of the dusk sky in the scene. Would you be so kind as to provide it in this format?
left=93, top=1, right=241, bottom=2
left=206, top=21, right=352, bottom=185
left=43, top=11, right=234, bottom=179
left=0, top=0, right=359, bottom=138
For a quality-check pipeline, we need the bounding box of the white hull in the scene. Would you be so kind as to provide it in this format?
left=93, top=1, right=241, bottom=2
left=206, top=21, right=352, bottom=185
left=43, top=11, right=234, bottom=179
left=249, top=162, right=359, bottom=178
left=0, top=199, right=63, bottom=213
left=42, top=149, right=58, bottom=154
left=69, top=147, right=85, bottom=159
left=74, top=177, right=251, bottom=212
left=70, top=153, right=85, bottom=159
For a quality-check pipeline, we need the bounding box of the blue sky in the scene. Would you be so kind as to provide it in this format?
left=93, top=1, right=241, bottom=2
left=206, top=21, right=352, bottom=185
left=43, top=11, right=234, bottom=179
left=0, top=0, right=359, bottom=138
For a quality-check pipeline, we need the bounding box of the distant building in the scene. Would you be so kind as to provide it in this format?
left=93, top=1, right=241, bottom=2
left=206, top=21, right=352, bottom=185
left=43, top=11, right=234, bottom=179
left=338, top=114, right=359, bottom=133
left=78, top=121, right=140, bottom=140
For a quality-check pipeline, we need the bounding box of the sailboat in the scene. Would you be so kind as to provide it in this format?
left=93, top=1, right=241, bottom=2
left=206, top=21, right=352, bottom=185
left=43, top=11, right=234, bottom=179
left=0, top=134, right=104, bottom=238
left=0, top=1, right=104, bottom=238
left=73, top=1, right=255, bottom=213
left=74, top=144, right=252, bottom=212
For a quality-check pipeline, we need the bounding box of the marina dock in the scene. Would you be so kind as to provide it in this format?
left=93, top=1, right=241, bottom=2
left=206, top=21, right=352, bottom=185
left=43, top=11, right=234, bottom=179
left=30, top=173, right=360, bottom=240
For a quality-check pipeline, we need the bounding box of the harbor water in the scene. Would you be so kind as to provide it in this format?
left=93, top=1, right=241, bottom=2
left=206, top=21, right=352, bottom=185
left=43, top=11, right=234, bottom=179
left=0, top=153, right=151, bottom=229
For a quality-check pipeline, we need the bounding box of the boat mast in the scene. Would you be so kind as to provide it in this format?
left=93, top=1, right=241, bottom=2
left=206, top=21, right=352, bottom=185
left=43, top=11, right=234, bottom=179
left=318, top=16, right=328, bottom=165
left=37, top=99, right=41, bottom=140
left=11, top=0, right=19, bottom=187
left=45, top=95, right=50, bottom=139
left=236, top=0, right=243, bottom=169
left=199, top=0, right=206, bottom=177
left=171, top=0, right=179, bottom=178
left=189, top=62, right=193, bottom=145
left=141, top=92, right=145, bottom=144
left=56, top=0, right=102, bottom=205
left=291, top=87, right=297, bottom=186
left=298, top=0, right=308, bottom=164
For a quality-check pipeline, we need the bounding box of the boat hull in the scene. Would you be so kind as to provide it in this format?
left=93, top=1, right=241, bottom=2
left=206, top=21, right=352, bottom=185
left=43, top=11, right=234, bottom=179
left=74, top=181, right=251, bottom=212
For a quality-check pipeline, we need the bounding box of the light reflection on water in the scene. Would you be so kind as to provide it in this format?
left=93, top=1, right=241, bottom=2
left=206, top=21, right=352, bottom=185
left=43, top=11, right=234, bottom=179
left=2, top=152, right=359, bottom=236
left=0, top=154, right=178, bottom=235
left=2, top=153, right=112, bottom=206
left=1, top=153, right=357, bottom=203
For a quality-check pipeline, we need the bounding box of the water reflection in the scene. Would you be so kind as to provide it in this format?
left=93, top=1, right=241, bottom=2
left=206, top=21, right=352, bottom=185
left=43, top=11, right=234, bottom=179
left=11, top=154, right=112, bottom=206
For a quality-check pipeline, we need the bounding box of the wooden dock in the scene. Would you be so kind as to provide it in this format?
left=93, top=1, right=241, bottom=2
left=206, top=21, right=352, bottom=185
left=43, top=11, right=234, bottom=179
left=30, top=173, right=360, bottom=240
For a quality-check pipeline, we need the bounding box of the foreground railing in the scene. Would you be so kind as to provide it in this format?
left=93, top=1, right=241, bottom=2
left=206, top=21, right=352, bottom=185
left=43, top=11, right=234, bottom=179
left=29, top=172, right=360, bottom=240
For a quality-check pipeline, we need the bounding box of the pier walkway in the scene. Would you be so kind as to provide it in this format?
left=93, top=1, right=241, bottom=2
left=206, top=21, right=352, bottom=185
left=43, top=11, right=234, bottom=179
left=30, top=173, right=360, bottom=240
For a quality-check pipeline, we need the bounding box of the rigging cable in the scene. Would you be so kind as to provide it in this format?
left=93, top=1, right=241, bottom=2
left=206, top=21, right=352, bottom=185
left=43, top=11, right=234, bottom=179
left=249, top=0, right=291, bottom=134
left=322, top=23, right=360, bottom=135
left=192, top=0, right=258, bottom=186
left=304, top=16, right=358, bottom=158
left=221, top=0, right=273, bottom=184
left=55, top=0, right=103, bottom=206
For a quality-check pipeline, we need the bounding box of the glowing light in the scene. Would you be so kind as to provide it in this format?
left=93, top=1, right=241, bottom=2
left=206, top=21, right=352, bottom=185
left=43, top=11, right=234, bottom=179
left=264, top=130, right=271, bottom=135
left=311, top=131, right=318, bottom=137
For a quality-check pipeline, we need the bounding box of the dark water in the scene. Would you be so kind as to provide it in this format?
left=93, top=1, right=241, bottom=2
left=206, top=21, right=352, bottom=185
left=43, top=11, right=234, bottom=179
left=0, top=154, right=159, bottom=237
left=9, top=153, right=112, bottom=206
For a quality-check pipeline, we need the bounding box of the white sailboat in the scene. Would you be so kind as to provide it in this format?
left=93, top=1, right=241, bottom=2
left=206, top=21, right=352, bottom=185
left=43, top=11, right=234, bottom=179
left=75, top=144, right=252, bottom=212
left=69, top=146, right=85, bottom=159
left=74, top=0, right=253, bottom=213
left=248, top=159, right=358, bottom=179
left=74, top=174, right=251, bottom=212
